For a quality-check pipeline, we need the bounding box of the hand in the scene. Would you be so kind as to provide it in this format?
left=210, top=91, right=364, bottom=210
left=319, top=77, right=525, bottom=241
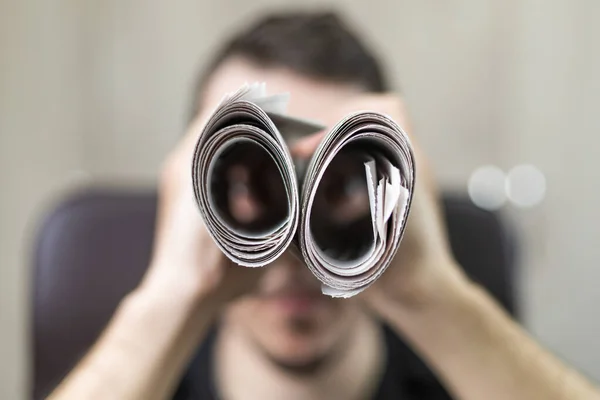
left=139, top=110, right=264, bottom=306
left=292, top=94, right=465, bottom=310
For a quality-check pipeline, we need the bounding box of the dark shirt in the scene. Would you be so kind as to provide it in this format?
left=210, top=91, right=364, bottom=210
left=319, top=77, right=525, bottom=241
left=173, top=325, right=454, bottom=400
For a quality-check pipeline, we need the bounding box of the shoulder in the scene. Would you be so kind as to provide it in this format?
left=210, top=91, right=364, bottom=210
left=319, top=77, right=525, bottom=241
left=172, top=327, right=219, bottom=400
left=376, top=324, right=454, bottom=400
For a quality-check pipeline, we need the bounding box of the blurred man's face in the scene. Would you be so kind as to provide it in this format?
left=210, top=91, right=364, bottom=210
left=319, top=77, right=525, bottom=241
left=201, top=57, right=367, bottom=369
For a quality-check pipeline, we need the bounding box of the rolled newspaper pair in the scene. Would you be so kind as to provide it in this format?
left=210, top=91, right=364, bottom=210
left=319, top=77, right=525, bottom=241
left=192, top=83, right=415, bottom=298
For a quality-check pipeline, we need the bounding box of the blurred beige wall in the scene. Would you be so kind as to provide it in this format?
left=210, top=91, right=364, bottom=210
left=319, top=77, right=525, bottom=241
left=1, top=0, right=599, bottom=398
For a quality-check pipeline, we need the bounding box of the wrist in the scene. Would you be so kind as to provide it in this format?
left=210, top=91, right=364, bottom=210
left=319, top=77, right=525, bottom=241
left=142, top=256, right=227, bottom=304
left=131, top=271, right=220, bottom=325
left=370, top=258, right=475, bottom=324
left=408, top=259, right=472, bottom=309
left=376, top=265, right=492, bottom=360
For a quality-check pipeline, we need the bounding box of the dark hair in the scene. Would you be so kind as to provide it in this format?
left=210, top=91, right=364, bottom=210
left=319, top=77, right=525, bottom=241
left=189, top=11, right=389, bottom=120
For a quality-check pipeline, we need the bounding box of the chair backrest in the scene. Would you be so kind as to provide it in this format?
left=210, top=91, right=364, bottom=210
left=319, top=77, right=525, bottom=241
left=31, top=189, right=517, bottom=399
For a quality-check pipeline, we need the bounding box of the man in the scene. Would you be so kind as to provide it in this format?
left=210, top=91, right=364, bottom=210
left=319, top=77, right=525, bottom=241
left=49, top=11, right=599, bottom=400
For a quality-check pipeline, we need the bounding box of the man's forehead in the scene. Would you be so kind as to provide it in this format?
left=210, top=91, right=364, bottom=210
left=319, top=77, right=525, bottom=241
left=202, top=57, right=364, bottom=123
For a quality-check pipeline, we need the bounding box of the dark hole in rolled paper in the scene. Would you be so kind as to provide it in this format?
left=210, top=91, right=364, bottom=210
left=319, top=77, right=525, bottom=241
left=309, top=146, right=375, bottom=262
left=210, top=141, right=289, bottom=235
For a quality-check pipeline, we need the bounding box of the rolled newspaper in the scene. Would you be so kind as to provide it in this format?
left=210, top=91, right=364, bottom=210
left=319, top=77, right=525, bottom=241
left=299, top=112, right=415, bottom=297
left=191, top=83, right=415, bottom=297
left=191, top=83, right=304, bottom=267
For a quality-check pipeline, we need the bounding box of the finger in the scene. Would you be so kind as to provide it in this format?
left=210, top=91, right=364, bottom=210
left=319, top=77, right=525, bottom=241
left=175, top=99, right=222, bottom=166
left=181, top=111, right=211, bottom=155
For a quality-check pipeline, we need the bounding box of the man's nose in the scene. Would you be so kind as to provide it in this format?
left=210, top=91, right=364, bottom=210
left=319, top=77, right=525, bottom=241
left=275, top=250, right=308, bottom=272
left=258, top=250, right=321, bottom=293
left=227, top=165, right=262, bottom=223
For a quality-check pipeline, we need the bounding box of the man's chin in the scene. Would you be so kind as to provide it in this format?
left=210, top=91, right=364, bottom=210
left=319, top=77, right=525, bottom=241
left=261, top=345, right=334, bottom=375
left=254, top=324, right=348, bottom=375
